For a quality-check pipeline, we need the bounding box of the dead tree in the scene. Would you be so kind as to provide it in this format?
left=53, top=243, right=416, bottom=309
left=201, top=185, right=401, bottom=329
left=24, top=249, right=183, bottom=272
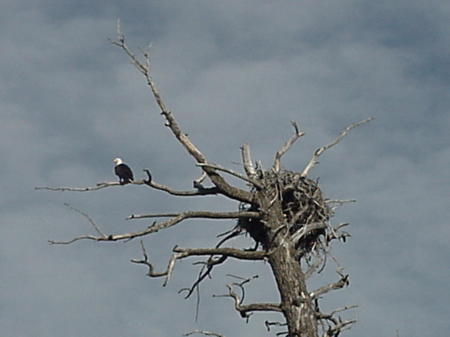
left=36, top=24, right=373, bottom=337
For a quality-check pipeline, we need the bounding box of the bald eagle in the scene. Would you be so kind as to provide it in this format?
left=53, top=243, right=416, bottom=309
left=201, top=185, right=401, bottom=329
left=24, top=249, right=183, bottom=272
left=113, top=157, right=134, bottom=185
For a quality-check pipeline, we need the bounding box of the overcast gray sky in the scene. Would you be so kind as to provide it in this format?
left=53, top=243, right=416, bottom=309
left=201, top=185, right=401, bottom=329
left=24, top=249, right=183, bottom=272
left=1, top=1, right=449, bottom=336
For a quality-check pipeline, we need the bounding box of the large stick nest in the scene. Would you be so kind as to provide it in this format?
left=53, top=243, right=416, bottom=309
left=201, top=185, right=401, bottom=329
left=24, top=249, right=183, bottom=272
left=239, top=170, right=332, bottom=256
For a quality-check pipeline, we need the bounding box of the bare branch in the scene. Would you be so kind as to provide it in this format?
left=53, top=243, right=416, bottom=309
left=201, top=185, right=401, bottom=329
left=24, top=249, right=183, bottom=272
left=181, top=255, right=228, bottom=299
left=184, top=330, right=225, bottom=337
left=111, top=27, right=254, bottom=204
left=48, top=204, right=107, bottom=244
left=173, top=247, right=268, bottom=261
left=50, top=208, right=261, bottom=245
left=324, top=318, right=357, bottom=337
left=241, top=144, right=257, bottom=178
left=35, top=182, right=121, bottom=192
left=49, top=234, right=102, bottom=245
left=143, top=169, right=220, bottom=196
left=132, top=248, right=180, bottom=287
left=50, top=212, right=202, bottom=244
left=132, top=243, right=268, bottom=288
left=214, top=276, right=282, bottom=318
left=131, top=241, right=173, bottom=280
left=127, top=210, right=260, bottom=221
left=36, top=168, right=222, bottom=196
left=131, top=241, right=232, bottom=287
left=36, top=174, right=204, bottom=195
left=181, top=230, right=243, bottom=299
left=273, top=121, right=305, bottom=173
left=36, top=169, right=216, bottom=195
left=196, top=163, right=263, bottom=189
left=301, top=117, right=374, bottom=177
left=310, top=273, right=350, bottom=299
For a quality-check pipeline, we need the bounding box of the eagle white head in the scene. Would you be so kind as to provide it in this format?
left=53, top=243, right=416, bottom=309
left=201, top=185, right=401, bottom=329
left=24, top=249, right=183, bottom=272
left=113, top=157, right=123, bottom=165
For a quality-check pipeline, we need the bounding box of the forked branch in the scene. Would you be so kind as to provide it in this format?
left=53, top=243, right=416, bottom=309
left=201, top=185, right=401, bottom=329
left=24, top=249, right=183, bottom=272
left=214, top=275, right=282, bottom=318
left=131, top=240, right=179, bottom=286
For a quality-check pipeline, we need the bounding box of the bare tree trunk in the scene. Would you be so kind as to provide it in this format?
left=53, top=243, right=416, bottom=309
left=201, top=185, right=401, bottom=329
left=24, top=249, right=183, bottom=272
left=269, top=246, right=317, bottom=337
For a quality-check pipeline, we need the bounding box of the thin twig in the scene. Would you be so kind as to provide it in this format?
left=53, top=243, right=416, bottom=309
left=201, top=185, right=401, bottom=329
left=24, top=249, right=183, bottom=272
left=36, top=182, right=122, bottom=192
left=301, top=117, right=374, bottom=177
left=273, top=121, right=304, bottom=173
left=63, top=203, right=106, bottom=238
